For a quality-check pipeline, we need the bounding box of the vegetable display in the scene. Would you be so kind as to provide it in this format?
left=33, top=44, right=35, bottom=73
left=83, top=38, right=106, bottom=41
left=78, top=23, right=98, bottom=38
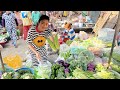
left=2, top=32, right=120, bottom=79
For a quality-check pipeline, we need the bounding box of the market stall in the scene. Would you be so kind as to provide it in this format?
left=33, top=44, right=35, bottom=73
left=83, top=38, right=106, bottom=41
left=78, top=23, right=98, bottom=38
left=0, top=11, right=120, bottom=79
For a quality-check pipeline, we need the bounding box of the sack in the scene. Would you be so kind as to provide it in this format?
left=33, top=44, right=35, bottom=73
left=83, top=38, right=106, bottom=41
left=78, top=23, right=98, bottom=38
left=98, top=28, right=115, bottom=42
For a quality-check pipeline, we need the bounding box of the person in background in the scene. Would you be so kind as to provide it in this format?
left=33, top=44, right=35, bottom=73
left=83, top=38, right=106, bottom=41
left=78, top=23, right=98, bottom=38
left=115, top=30, right=120, bottom=47
left=41, top=11, right=46, bottom=15
left=21, top=11, right=32, bottom=40
left=2, top=11, right=18, bottom=48
left=14, top=11, right=23, bottom=39
left=63, top=11, right=68, bottom=17
left=0, top=11, right=3, bottom=26
left=32, top=11, right=41, bottom=25
left=62, top=22, right=75, bottom=43
left=26, top=15, right=54, bottom=67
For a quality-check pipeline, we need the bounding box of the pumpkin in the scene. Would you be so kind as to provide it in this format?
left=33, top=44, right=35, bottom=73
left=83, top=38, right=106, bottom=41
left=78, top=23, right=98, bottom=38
left=33, top=36, right=46, bottom=47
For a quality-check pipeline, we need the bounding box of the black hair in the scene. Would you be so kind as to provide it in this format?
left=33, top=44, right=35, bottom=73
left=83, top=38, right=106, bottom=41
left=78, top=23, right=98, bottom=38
left=38, top=15, right=49, bottom=23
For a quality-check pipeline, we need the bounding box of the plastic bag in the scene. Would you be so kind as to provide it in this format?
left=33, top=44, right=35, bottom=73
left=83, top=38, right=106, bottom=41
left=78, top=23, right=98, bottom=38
left=79, top=31, right=89, bottom=40
left=55, top=56, right=65, bottom=62
left=98, top=28, right=115, bottom=43
left=47, top=53, right=59, bottom=63
left=35, top=60, right=52, bottom=79
left=70, top=41, right=80, bottom=48
left=75, top=33, right=79, bottom=39
left=25, top=59, right=33, bottom=68
left=60, top=44, right=70, bottom=52
left=93, top=56, right=103, bottom=65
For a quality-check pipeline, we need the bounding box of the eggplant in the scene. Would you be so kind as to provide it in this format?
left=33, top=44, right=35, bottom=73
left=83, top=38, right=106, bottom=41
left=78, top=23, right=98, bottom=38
left=63, top=62, right=70, bottom=68
left=64, top=68, right=70, bottom=73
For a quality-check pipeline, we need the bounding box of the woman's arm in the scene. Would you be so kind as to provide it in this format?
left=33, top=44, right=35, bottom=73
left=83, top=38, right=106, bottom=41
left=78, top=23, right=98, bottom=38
left=28, top=44, right=38, bottom=55
left=2, top=19, right=5, bottom=27
left=28, top=44, right=41, bottom=60
left=49, top=35, right=54, bottom=42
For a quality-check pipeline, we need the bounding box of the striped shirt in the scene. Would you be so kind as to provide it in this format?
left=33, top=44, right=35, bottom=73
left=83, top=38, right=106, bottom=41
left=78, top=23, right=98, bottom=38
left=63, top=28, right=75, bottom=40
left=26, top=25, right=52, bottom=58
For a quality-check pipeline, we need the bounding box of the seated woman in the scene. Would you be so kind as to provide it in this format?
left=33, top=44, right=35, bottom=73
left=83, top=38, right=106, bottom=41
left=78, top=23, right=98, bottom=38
left=62, top=22, right=75, bottom=43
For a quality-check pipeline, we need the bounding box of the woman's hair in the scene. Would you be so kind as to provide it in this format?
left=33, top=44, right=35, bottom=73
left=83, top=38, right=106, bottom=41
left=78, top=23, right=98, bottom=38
left=38, top=15, right=49, bottom=23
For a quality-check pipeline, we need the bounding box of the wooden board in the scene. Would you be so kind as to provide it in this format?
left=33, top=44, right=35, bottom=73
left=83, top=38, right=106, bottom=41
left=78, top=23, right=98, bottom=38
left=93, top=11, right=112, bottom=35
left=104, top=12, right=119, bottom=28
left=104, top=23, right=116, bottom=29
left=111, top=11, right=119, bottom=15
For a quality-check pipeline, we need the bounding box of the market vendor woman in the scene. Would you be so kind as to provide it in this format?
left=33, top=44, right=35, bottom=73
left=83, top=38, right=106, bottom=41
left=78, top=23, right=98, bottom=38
left=27, top=15, right=53, bottom=67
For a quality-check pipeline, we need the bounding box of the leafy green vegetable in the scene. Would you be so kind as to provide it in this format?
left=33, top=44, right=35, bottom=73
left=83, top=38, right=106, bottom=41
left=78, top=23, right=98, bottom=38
left=72, top=67, right=87, bottom=79
left=1, top=72, right=14, bottom=79
left=111, top=64, right=120, bottom=73
left=20, top=73, right=35, bottom=79
left=93, top=70, right=115, bottom=79
left=110, top=70, right=120, bottom=79
left=66, top=40, right=73, bottom=46
left=60, top=50, right=71, bottom=60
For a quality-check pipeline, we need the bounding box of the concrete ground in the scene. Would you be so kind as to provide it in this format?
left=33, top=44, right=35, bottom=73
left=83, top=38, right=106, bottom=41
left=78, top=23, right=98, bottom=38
left=1, top=39, right=28, bottom=61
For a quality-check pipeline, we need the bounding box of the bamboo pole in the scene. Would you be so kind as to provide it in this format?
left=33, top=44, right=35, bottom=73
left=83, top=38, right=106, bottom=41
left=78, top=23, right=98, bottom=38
left=107, top=11, right=120, bottom=69
left=0, top=50, right=5, bottom=72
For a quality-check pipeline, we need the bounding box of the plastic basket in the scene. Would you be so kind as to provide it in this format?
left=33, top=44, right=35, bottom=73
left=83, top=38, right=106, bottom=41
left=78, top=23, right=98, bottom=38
left=15, top=67, right=34, bottom=74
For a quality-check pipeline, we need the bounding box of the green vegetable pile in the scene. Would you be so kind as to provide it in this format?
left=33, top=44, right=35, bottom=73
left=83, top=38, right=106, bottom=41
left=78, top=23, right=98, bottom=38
left=50, top=63, right=66, bottom=79
left=1, top=69, right=34, bottom=79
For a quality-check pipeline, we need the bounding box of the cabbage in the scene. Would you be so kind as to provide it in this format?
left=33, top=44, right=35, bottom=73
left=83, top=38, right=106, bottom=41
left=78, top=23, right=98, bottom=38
left=70, top=47, right=80, bottom=55
left=78, top=50, right=94, bottom=63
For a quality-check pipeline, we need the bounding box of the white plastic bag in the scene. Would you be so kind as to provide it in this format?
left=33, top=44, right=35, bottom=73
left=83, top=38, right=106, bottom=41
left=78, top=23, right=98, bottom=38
left=37, top=60, right=52, bottom=79
left=93, top=56, right=103, bottom=65
left=79, top=31, right=89, bottom=40
left=25, top=59, right=33, bottom=68
left=98, top=28, right=115, bottom=42
left=55, top=56, right=65, bottom=62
